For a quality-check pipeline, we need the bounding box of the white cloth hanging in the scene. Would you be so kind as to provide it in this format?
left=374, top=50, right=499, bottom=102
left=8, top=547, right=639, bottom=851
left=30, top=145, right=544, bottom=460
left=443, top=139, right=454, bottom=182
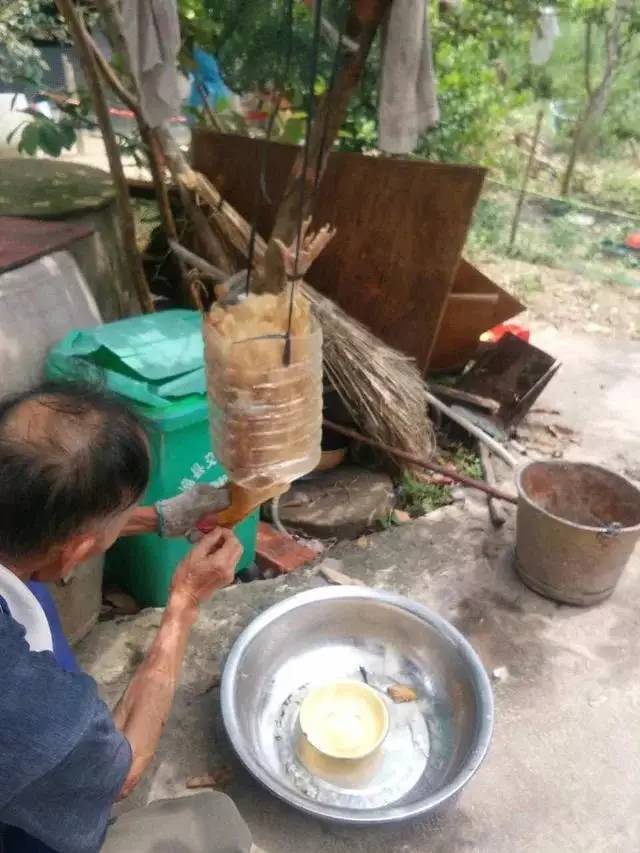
left=121, top=0, right=182, bottom=127
left=530, top=6, right=560, bottom=66
left=378, top=0, right=439, bottom=155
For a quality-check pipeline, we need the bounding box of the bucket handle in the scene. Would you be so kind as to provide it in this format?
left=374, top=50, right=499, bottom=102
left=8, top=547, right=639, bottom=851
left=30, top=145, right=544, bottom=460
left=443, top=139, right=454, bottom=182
left=597, top=522, right=622, bottom=541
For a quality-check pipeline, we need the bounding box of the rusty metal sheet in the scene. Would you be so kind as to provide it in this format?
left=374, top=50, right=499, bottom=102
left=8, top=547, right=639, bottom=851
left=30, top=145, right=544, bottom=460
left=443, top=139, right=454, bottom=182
left=457, top=333, right=560, bottom=428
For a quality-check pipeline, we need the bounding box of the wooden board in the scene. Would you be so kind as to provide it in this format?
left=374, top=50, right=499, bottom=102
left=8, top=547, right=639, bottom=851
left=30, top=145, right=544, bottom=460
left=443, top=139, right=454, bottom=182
left=429, top=260, right=525, bottom=371
left=192, top=130, right=486, bottom=373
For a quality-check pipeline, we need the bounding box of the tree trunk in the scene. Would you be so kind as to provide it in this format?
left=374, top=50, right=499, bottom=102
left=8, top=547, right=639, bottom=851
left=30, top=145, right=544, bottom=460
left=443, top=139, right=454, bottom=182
left=560, top=0, right=626, bottom=196
left=55, top=0, right=154, bottom=314
left=560, top=68, right=618, bottom=196
left=259, top=0, right=393, bottom=294
left=92, top=0, right=199, bottom=307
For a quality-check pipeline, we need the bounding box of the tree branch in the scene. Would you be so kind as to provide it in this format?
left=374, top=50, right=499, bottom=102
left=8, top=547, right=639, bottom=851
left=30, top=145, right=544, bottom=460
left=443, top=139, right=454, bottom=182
left=259, top=0, right=393, bottom=295
left=155, top=124, right=255, bottom=265
left=584, top=21, right=593, bottom=97
left=86, top=30, right=139, bottom=113
left=55, top=0, right=154, bottom=314
left=92, top=0, right=200, bottom=306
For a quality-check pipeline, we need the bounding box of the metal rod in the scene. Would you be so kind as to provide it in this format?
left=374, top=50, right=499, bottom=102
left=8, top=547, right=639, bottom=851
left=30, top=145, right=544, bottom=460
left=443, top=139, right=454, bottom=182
left=425, top=389, right=517, bottom=468
left=479, top=443, right=507, bottom=526
left=323, top=419, right=518, bottom=505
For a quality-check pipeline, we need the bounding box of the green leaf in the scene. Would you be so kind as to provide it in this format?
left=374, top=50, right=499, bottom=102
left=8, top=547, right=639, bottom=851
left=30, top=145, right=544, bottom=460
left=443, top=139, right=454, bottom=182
left=6, top=120, right=28, bottom=145
left=58, top=122, right=76, bottom=150
left=278, top=115, right=305, bottom=144
left=18, top=122, right=40, bottom=156
left=38, top=121, right=63, bottom=157
left=220, top=110, right=249, bottom=134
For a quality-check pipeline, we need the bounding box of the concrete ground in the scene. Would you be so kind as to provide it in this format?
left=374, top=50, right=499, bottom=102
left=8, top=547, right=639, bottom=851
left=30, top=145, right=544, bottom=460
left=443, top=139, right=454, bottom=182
left=78, top=328, right=640, bottom=852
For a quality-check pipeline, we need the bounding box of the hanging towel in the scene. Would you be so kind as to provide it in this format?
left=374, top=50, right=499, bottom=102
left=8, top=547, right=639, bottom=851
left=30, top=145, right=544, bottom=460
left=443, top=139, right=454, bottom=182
left=530, top=6, right=560, bottom=66
left=378, top=0, right=439, bottom=155
left=121, top=0, right=182, bottom=127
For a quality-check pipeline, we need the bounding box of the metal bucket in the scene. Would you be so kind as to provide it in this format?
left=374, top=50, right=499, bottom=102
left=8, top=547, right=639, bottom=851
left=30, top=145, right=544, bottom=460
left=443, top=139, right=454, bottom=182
left=515, top=461, right=640, bottom=606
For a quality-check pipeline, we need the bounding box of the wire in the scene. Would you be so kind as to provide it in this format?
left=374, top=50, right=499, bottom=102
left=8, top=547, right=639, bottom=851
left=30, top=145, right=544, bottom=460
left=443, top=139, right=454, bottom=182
left=259, top=0, right=295, bottom=207
left=283, top=0, right=325, bottom=364
left=277, top=0, right=349, bottom=209
left=293, top=0, right=324, bottom=278
left=314, top=3, right=349, bottom=195
left=246, top=0, right=295, bottom=296
left=270, top=493, right=292, bottom=537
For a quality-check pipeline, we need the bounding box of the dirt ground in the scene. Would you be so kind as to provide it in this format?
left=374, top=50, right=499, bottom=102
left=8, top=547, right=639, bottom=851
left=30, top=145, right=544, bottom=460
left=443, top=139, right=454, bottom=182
left=466, top=184, right=640, bottom=340
left=471, top=252, right=640, bottom=340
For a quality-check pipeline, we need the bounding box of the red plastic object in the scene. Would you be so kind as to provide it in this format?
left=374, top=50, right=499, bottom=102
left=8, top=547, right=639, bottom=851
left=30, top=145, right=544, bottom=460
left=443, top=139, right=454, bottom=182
left=625, top=232, right=640, bottom=251
left=482, top=323, right=530, bottom=344
left=255, top=522, right=318, bottom=575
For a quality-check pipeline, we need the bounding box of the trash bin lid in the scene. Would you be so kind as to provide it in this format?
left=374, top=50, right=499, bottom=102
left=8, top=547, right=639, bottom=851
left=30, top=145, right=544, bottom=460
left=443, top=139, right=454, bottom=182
left=46, top=310, right=208, bottom=421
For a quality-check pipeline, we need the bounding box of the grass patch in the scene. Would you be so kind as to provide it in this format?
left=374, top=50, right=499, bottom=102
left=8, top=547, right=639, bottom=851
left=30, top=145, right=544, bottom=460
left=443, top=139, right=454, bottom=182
left=467, top=196, right=510, bottom=254
left=398, top=473, right=453, bottom=518
left=391, top=446, right=481, bottom=522
left=508, top=270, right=545, bottom=297
left=451, top=446, right=482, bottom=480
left=549, top=216, right=579, bottom=252
left=467, top=184, right=639, bottom=295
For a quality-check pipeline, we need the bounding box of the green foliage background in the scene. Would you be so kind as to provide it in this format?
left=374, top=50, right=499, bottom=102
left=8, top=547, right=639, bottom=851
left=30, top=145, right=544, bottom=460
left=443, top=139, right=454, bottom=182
left=177, top=0, right=639, bottom=167
left=0, top=1, right=53, bottom=86
left=2, top=0, right=639, bottom=202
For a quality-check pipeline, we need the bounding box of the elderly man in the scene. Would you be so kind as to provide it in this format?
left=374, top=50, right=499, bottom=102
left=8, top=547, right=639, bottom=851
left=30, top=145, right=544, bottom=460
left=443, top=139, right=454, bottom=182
left=0, top=382, right=254, bottom=853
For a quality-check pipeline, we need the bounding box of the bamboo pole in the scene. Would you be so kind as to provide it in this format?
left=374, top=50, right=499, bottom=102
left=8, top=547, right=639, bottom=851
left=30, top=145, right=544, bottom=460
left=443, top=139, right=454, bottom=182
left=508, top=107, right=544, bottom=251
left=55, top=0, right=154, bottom=314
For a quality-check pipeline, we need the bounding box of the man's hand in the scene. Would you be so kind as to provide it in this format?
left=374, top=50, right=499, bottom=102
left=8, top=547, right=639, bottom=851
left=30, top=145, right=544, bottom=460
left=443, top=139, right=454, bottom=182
left=170, top=527, right=242, bottom=607
left=156, top=484, right=231, bottom=538
left=113, top=527, right=241, bottom=799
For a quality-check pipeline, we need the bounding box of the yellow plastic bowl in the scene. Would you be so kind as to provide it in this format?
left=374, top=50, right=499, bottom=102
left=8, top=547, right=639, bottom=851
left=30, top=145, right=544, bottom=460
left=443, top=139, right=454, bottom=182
left=298, top=680, right=390, bottom=760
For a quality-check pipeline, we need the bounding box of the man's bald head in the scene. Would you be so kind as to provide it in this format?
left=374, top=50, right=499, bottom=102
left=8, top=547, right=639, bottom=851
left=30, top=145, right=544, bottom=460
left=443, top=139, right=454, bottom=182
left=0, top=382, right=150, bottom=562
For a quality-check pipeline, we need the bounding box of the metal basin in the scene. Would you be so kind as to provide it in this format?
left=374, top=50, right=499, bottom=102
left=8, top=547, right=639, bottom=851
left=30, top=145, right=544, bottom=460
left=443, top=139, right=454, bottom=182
left=221, top=587, right=494, bottom=824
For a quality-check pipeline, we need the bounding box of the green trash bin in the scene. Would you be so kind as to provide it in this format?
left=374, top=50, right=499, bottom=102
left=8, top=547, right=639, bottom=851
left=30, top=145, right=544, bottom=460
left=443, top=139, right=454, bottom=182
left=45, top=309, right=258, bottom=607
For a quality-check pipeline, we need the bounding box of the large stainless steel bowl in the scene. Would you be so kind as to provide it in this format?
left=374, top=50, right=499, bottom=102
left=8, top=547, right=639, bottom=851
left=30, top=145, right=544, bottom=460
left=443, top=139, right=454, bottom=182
left=221, top=586, right=494, bottom=824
